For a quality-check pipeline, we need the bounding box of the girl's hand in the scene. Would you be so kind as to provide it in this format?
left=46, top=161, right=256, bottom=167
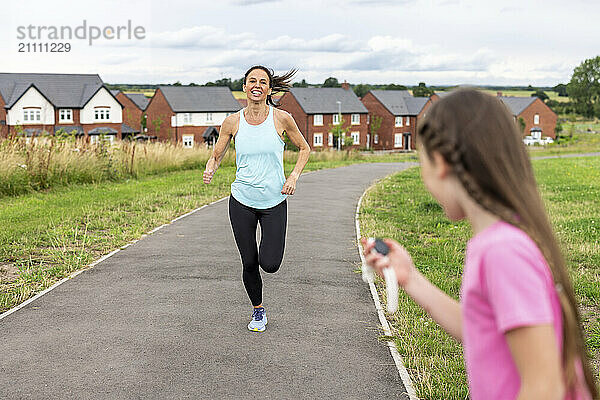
left=203, top=158, right=217, bottom=184
left=361, top=238, right=415, bottom=287
left=281, top=174, right=298, bottom=195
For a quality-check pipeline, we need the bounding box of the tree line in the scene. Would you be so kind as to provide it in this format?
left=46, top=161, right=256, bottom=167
left=107, top=55, right=600, bottom=118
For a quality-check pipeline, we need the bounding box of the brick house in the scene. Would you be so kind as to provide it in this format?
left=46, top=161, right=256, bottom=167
left=498, top=94, right=557, bottom=140
left=431, top=91, right=557, bottom=139
left=111, top=90, right=149, bottom=137
left=361, top=90, right=431, bottom=150
left=0, top=73, right=127, bottom=143
left=277, top=83, right=369, bottom=150
left=145, top=86, right=241, bottom=147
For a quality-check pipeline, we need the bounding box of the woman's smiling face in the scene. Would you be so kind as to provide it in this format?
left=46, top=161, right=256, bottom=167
left=244, top=68, right=272, bottom=102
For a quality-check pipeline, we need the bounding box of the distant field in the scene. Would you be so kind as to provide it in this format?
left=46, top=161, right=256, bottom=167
left=480, top=89, right=569, bottom=102
left=118, top=89, right=154, bottom=97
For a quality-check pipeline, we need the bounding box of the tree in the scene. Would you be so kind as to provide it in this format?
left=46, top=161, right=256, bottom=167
left=152, top=116, right=163, bottom=135
left=531, top=89, right=549, bottom=102
left=328, top=116, right=350, bottom=150
left=384, top=83, right=408, bottom=91
left=173, top=81, right=182, bottom=86
left=353, top=84, right=372, bottom=98
left=567, top=114, right=576, bottom=139
left=567, top=56, right=600, bottom=118
left=553, top=83, right=568, bottom=97
left=554, top=120, right=563, bottom=137
left=369, top=115, right=382, bottom=149
left=518, top=117, right=526, bottom=133
left=323, top=77, right=341, bottom=87
left=293, top=79, right=308, bottom=88
left=412, top=82, right=435, bottom=97
left=231, top=78, right=244, bottom=91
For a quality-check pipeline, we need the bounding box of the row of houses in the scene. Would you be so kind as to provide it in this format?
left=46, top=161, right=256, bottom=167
left=0, top=72, right=558, bottom=150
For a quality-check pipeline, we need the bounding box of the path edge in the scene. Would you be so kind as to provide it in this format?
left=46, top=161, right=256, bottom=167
left=355, top=178, right=419, bottom=400
left=0, top=196, right=230, bottom=322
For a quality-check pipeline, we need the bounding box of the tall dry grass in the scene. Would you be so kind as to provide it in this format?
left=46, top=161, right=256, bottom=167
left=0, top=131, right=369, bottom=198
left=0, top=134, right=235, bottom=197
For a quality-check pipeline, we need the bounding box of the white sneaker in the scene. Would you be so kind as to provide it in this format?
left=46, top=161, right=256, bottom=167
left=247, top=307, right=267, bottom=332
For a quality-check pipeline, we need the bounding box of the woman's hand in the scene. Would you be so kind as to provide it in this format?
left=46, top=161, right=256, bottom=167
left=361, top=238, right=415, bottom=287
left=281, top=173, right=298, bottom=195
left=203, top=158, right=218, bottom=184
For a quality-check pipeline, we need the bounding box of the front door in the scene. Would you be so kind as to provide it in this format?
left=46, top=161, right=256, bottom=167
left=403, top=133, right=411, bottom=150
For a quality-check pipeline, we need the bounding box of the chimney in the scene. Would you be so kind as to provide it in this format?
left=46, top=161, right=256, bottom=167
left=341, top=80, right=350, bottom=91
left=497, top=91, right=503, bottom=97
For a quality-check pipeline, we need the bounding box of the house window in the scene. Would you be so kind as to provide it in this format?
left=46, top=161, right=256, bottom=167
left=328, top=132, right=333, bottom=146
left=351, top=131, right=360, bottom=145
left=59, top=109, right=72, bottom=122
left=314, top=114, right=323, bottom=126
left=24, top=109, right=41, bottom=122
left=182, top=135, right=194, bottom=148
left=534, top=114, right=540, bottom=125
left=374, top=134, right=379, bottom=144
left=406, top=116, right=410, bottom=126
left=395, top=116, right=403, bottom=127
left=94, top=108, right=110, bottom=121
left=333, top=113, right=340, bottom=125
left=351, top=114, right=360, bottom=125
left=394, top=133, right=402, bottom=148
left=90, top=135, right=115, bottom=145
left=207, top=113, right=213, bottom=122
left=313, top=133, right=323, bottom=147
left=183, top=113, right=191, bottom=125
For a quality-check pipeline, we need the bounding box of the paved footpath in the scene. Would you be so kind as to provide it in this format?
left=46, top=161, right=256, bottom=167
left=0, top=162, right=414, bottom=399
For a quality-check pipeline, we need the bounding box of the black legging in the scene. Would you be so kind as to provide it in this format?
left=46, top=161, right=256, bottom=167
left=228, top=195, right=287, bottom=306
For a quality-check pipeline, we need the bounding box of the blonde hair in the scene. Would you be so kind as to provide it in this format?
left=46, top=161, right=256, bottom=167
left=417, top=89, right=598, bottom=398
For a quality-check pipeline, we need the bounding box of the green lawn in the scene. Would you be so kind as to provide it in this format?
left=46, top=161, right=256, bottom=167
left=528, top=131, right=600, bottom=157
left=359, top=156, right=600, bottom=399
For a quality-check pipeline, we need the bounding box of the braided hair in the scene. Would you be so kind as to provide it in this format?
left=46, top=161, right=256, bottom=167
left=243, top=65, right=297, bottom=107
left=417, top=89, right=598, bottom=399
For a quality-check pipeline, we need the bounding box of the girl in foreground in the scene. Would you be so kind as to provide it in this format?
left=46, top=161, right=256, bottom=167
left=362, top=89, right=597, bottom=399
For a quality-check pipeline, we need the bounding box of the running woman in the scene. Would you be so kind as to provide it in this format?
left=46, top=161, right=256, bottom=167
left=203, top=66, right=310, bottom=332
left=362, top=89, right=597, bottom=399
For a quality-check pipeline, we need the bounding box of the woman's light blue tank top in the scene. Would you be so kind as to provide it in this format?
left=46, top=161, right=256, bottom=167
left=231, top=106, right=287, bottom=209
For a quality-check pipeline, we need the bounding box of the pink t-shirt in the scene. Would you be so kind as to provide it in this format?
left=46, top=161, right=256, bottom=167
left=462, top=220, right=590, bottom=400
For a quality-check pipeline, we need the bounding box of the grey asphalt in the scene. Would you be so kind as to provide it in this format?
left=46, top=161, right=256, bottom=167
left=531, top=151, right=600, bottom=160
left=0, top=162, right=415, bottom=400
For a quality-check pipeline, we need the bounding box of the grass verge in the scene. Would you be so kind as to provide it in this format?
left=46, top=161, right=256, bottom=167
left=359, top=156, right=600, bottom=399
left=528, top=131, right=600, bottom=158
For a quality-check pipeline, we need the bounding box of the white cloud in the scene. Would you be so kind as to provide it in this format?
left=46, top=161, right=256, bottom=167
left=229, top=0, right=281, bottom=4
left=262, top=34, right=362, bottom=52
left=146, top=26, right=254, bottom=49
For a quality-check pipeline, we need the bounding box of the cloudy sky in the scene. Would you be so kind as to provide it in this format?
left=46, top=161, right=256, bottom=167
left=3, top=0, right=599, bottom=86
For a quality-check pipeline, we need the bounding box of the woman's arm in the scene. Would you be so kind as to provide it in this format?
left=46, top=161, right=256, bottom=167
left=275, top=109, right=310, bottom=195
left=362, top=238, right=463, bottom=341
left=203, top=114, right=237, bottom=184
left=505, top=325, right=565, bottom=400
